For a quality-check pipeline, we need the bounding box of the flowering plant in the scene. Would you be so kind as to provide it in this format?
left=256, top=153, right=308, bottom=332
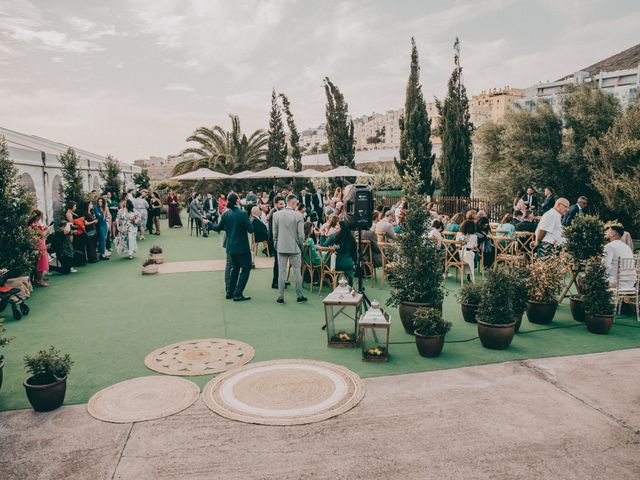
left=527, top=258, right=566, bottom=303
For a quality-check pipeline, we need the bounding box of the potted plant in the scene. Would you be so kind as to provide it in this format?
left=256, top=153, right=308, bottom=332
left=23, top=346, right=73, bottom=411
left=583, top=257, right=616, bottom=334
left=413, top=307, right=452, bottom=358
left=0, top=321, right=15, bottom=391
left=476, top=271, right=516, bottom=350
left=458, top=282, right=483, bottom=323
left=569, top=294, right=585, bottom=322
left=563, top=215, right=606, bottom=294
left=387, top=166, right=444, bottom=334
left=141, top=259, right=159, bottom=275
left=505, top=267, right=529, bottom=333
left=149, top=245, right=164, bottom=264
left=526, top=258, right=565, bottom=324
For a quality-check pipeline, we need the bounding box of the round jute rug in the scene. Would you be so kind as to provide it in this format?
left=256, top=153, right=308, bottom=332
left=144, top=339, right=255, bottom=376
left=87, top=376, right=200, bottom=423
left=202, top=359, right=365, bottom=426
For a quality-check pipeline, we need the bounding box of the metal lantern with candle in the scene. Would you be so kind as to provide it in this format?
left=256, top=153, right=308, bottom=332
left=322, top=276, right=363, bottom=348
left=359, top=300, right=390, bottom=362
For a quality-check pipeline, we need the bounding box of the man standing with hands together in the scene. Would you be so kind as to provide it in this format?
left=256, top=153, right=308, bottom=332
left=273, top=194, right=307, bottom=304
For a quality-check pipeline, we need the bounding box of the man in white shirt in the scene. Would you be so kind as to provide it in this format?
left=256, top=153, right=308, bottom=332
left=533, top=197, right=569, bottom=259
left=375, top=210, right=397, bottom=241
left=604, top=225, right=636, bottom=290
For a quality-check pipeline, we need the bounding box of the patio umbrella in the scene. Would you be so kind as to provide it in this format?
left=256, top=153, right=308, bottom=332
left=246, top=166, right=299, bottom=179
left=298, top=168, right=322, bottom=178
left=170, top=168, right=230, bottom=181
left=230, top=170, right=255, bottom=179
left=317, top=166, right=373, bottom=178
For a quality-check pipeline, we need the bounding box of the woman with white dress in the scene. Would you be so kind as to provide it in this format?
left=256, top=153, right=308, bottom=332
left=456, top=220, right=478, bottom=282
left=115, top=199, right=141, bottom=259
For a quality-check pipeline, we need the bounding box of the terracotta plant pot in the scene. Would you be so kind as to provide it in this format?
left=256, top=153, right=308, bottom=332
left=149, top=253, right=165, bottom=264
left=477, top=320, right=516, bottom=350
left=569, top=296, right=585, bottom=322
left=585, top=314, right=614, bottom=335
left=460, top=303, right=479, bottom=324
left=141, top=264, right=159, bottom=275
left=414, top=332, right=445, bottom=358
left=23, top=376, right=67, bottom=412
left=526, top=300, right=558, bottom=325
left=513, top=312, right=524, bottom=333
left=398, top=301, right=441, bottom=335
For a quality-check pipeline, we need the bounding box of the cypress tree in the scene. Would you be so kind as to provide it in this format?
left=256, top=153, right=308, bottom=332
left=437, top=37, right=473, bottom=196
left=58, top=147, right=84, bottom=205
left=265, top=89, right=288, bottom=169
left=279, top=93, right=302, bottom=173
left=397, top=37, right=435, bottom=195
left=324, top=77, right=355, bottom=169
left=99, top=154, right=123, bottom=197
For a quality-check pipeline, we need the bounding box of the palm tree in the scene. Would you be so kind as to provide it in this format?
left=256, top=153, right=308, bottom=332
left=173, top=115, right=268, bottom=175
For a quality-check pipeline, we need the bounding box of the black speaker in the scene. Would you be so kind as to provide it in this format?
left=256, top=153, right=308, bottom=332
left=343, top=184, right=373, bottom=230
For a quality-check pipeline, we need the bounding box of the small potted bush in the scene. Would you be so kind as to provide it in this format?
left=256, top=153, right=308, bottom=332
left=413, top=307, right=452, bottom=358
left=569, top=294, right=585, bottom=322
left=505, top=267, right=529, bottom=333
left=564, top=215, right=606, bottom=295
left=141, top=259, right=159, bottom=275
left=149, top=245, right=164, bottom=264
left=583, top=257, right=616, bottom=334
left=476, top=271, right=516, bottom=350
left=526, top=258, right=565, bottom=324
left=458, top=282, right=483, bottom=323
left=0, top=321, right=15, bottom=391
left=23, top=346, right=73, bottom=411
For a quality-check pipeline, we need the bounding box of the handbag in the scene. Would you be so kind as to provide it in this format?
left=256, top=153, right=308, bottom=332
left=86, top=227, right=97, bottom=238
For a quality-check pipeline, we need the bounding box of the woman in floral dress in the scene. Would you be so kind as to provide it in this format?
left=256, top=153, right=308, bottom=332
left=115, top=199, right=141, bottom=259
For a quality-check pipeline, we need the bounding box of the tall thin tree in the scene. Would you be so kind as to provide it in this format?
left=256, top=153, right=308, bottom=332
left=437, top=37, right=473, bottom=196
left=280, top=93, right=302, bottom=173
left=58, top=147, right=84, bottom=205
left=324, top=77, right=355, bottom=169
left=99, top=154, right=123, bottom=197
left=265, top=89, right=288, bottom=169
left=397, top=37, right=435, bottom=195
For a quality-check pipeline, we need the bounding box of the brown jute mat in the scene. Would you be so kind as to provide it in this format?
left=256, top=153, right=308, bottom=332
left=202, top=359, right=365, bottom=426
left=157, top=257, right=274, bottom=274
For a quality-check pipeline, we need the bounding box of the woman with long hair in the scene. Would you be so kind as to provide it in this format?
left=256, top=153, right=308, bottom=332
left=150, top=191, right=162, bottom=235
left=28, top=209, right=51, bottom=286
left=513, top=191, right=526, bottom=214
left=95, top=197, right=110, bottom=260
left=319, top=214, right=340, bottom=242
left=456, top=220, right=478, bottom=282
left=167, top=189, right=182, bottom=228
left=115, top=199, right=141, bottom=259
left=321, top=220, right=357, bottom=282
left=81, top=200, right=99, bottom=263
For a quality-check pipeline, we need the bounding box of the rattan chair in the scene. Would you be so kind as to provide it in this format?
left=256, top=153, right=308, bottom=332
left=356, top=239, right=376, bottom=287
left=316, top=246, right=344, bottom=295
left=490, top=235, right=518, bottom=270
left=301, top=243, right=321, bottom=293
left=515, top=231, right=535, bottom=264
left=443, top=239, right=466, bottom=286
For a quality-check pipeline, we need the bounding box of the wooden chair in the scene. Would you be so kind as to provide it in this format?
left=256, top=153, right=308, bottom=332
left=490, top=235, right=518, bottom=270
left=515, top=231, right=535, bottom=264
left=378, top=241, right=395, bottom=288
left=251, top=234, right=269, bottom=258
left=301, top=243, right=321, bottom=293
left=376, top=232, right=387, bottom=245
left=442, top=239, right=466, bottom=286
left=356, top=239, right=376, bottom=287
left=489, top=223, right=499, bottom=231
left=442, top=231, right=457, bottom=241
left=316, top=246, right=344, bottom=295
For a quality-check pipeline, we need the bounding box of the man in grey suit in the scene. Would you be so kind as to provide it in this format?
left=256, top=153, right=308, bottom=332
left=189, top=193, right=208, bottom=237
left=273, top=194, right=307, bottom=304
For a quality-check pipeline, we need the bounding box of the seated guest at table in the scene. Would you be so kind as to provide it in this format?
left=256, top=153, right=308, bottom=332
left=465, top=209, right=477, bottom=222
left=189, top=193, right=209, bottom=237
left=428, top=220, right=444, bottom=249
left=513, top=210, right=523, bottom=227
left=445, top=213, right=463, bottom=233
left=515, top=210, right=537, bottom=233
left=303, top=221, right=323, bottom=267
left=319, top=214, right=340, bottom=241
left=496, top=214, right=516, bottom=238
left=203, top=193, right=217, bottom=220
left=375, top=210, right=397, bottom=241
left=245, top=190, right=258, bottom=205
left=456, top=220, right=478, bottom=282
left=321, top=221, right=357, bottom=282
left=603, top=225, right=636, bottom=290
left=370, top=211, right=381, bottom=232
left=250, top=206, right=269, bottom=245
left=539, top=187, right=555, bottom=215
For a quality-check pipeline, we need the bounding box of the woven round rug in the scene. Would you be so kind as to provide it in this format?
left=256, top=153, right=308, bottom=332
left=202, top=359, right=365, bottom=426
left=87, top=376, right=200, bottom=423
left=144, top=339, right=255, bottom=376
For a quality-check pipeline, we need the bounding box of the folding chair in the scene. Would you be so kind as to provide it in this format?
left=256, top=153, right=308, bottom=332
left=442, top=239, right=466, bottom=286
left=610, top=256, right=639, bottom=322
left=316, top=246, right=344, bottom=295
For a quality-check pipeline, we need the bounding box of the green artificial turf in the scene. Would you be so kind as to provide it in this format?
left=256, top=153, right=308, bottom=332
left=1, top=218, right=639, bottom=411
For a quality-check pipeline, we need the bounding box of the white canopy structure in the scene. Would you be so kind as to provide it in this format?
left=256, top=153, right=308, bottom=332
left=246, top=167, right=299, bottom=179
left=317, top=166, right=373, bottom=178
left=170, top=168, right=229, bottom=181
left=298, top=168, right=323, bottom=178
left=230, top=170, right=255, bottom=179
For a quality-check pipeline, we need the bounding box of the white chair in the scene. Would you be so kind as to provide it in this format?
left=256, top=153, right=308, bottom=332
left=610, top=256, right=639, bottom=322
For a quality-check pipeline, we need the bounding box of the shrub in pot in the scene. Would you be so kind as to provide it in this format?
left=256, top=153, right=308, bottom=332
left=23, top=346, right=73, bottom=411
left=476, top=271, right=516, bottom=350
left=413, top=307, right=452, bottom=358
left=563, top=215, right=606, bottom=295
left=387, top=166, right=444, bottom=334
left=583, top=257, right=616, bottom=334
left=0, top=321, right=15, bottom=391
left=504, top=267, right=529, bottom=333
left=526, top=258, right=565, bottom=324
left=458, top=282, right=483, bottom=323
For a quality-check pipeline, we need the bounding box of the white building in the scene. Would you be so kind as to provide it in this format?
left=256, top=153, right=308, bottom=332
left=1, top=126, right=140, bottom=223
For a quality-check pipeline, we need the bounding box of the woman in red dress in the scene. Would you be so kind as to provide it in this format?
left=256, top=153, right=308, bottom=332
left=29, top=209, right=51, bottom=287
left=167, top=190, right=182, bottom=228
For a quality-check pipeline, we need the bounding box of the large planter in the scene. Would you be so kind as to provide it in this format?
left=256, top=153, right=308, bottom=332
left=141, top=264, right=159, bottom=275
left=570, top=296, right=585, bottom=322
left=23, top=376, right=67, bottom=412
left=513, top=312, right=524, bottom=333
left=414, top=332, right=445, bottom=358
left=398, top=301, right=441, bottom=335
left=585, top=314, right=614, bottom=335
left=477, top=321, right=516, bottom=350
left=149, top=253, right=165, bottom=264
left=460, top=303, right=479, bottom=324
left=526, top=300, right=558, bottom=325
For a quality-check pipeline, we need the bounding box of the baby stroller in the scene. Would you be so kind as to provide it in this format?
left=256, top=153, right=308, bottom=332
left=0, top=270, right=30, bottom=320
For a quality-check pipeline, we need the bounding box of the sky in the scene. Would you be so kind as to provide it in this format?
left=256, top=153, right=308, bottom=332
left=0, top=0, right=638, bottom=163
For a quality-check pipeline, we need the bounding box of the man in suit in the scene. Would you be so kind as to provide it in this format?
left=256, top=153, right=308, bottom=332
left=211, top=193, right=254, bottom=301
left=203, top=193, right=217, bottom=221
left=298, top=188, right=312, bottom=210
left=562, top=196, right=588, bottom=227
left=515, top=210, right=537, bottom=233
left=267, top=196, right=285, bottom=288
left=539, top=187, right=555, bottom=215
left=311, top=188, right=324, bottom=224
left=273, top=194, right=307, bottom=304
left=188, top=193, right=209, bottom=237
left=521, top=187, right=539, bottom=212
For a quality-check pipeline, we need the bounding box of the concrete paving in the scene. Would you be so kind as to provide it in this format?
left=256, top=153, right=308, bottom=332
left=1, top=349, right=639, bottom=480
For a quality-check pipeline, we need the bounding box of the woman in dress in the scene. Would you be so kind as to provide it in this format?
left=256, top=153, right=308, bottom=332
left=94, top=198, right=110, bottom=260
left=29, top=209, right=50, bottom=286
left=455, top=220, right=478, bottom=282
left=82, top=200, right=99, bottom=263
left=445, top=213, right=464, bottom=233
left=150, top=191, right=162, bottom=235
left=167, top=190, right=182, bottom=228
left=319, top=214, right=340, bottom=242
left=66, top=200, right=87, bottom=265
left=321, top=221, right=358, bottom=283
left=332, top=187, right=342, bottom=203
left=115, top=199, right=141, bottom=259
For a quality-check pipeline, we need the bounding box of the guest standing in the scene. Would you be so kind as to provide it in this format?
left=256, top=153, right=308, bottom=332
left=562, top=196, right=588, bottom=227
left=94, top=198, right=110, bottom=260
left=150, top=191, right=162, bottom=235
left=167, top=190, right=182, bottom=228
left=115, top=199, right=141, bottom=259
left=267, top=196, right=286, bottom=289
left=29, top=209, right=50, bottom=286
left=534, top=198, right=569, bottom=259
left=273, top=194, right=307, bottom=304
left=82, top=201, right=99, bottom=263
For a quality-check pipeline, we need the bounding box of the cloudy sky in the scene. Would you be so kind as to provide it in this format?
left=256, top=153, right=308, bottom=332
left=0, top=0, right=638, bottom=162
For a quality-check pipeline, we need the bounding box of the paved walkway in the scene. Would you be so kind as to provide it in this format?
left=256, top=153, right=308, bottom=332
left=2, top=349, right=639, bottom=480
